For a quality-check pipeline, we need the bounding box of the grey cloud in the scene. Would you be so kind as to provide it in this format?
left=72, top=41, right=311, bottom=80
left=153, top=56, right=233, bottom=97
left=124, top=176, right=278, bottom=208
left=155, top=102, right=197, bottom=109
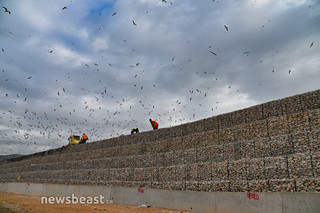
left=0, top=0, right=319, bottom=155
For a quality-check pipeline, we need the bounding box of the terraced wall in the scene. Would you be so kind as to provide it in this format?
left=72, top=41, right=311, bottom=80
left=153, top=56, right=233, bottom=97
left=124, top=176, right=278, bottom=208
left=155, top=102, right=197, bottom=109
left=1, top=89, right=320, bottom=193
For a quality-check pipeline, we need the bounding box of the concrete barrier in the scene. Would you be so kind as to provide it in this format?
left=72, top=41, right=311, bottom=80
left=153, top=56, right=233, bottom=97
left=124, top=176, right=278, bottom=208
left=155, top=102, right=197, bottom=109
left=1, top=182, right=320, bottom=213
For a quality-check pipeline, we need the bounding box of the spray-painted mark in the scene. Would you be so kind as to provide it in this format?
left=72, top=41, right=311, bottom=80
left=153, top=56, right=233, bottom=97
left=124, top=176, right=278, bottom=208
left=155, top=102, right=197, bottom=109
left=138, top=188, right=144, bottom=193
left=247, top=192, right=259, bottom=200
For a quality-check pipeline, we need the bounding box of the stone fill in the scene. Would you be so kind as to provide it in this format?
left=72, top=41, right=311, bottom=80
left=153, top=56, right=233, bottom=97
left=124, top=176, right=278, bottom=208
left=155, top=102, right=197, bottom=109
left=0, top=90, right=319, bottom=193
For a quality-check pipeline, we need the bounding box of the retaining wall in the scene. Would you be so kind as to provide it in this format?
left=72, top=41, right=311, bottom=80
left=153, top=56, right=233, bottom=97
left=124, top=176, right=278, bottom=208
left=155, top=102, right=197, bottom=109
left=0, top=90, right=320, bottom=212
left=1, top=182, right=320, bottom=213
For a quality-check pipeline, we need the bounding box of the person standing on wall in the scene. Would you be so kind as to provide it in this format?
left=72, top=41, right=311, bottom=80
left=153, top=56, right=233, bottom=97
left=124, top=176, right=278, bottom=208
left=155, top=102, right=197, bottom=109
left=80, top=133, right=88, bottom=144
left=131, top=127, right=139, bottom=134
left=149, top=119, right=159, bottom=130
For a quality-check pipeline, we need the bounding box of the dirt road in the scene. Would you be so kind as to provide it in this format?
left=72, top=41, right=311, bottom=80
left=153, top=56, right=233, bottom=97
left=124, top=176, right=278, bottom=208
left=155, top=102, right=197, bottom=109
left=0, top=192, right=190, bottom=213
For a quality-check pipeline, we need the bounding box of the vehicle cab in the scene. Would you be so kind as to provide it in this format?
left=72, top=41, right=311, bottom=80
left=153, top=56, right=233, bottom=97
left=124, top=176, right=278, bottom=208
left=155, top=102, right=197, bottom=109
left=68, top=135, right=81, bottom=145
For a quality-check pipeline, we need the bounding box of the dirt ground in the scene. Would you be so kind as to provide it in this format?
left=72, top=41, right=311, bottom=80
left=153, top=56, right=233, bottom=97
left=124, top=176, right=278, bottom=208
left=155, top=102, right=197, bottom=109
left=0, top=192, right=191, bottom=213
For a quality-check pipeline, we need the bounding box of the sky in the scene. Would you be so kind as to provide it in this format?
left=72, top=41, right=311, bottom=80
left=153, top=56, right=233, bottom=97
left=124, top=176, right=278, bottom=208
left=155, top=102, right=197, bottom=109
left=0, top=0, right=319, bottom=155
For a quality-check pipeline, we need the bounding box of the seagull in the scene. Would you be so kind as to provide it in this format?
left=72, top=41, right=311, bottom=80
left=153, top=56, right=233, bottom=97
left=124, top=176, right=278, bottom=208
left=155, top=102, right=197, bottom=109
left=224, top=25, right=229, bottom=31
left=2, top=6, right=11, bottom=14
left=209, top=51, right=217, bottom=56
left=310, top=42, right=314, bottom=48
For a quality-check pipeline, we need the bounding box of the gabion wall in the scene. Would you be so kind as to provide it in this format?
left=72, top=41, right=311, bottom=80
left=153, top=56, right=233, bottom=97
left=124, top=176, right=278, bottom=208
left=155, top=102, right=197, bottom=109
left=0, top=90, right=319, bottom=193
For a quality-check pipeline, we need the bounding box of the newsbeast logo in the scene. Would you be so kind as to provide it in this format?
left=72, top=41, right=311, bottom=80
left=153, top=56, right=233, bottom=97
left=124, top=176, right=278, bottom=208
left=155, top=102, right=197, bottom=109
left=41, top=194, right=107, bottom=205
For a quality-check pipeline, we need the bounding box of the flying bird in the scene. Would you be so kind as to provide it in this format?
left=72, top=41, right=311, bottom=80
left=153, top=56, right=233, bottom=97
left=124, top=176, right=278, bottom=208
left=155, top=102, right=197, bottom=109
left=27, top=76, right=32, bottom=79
left=162, top=0, right=167, bottom=2
left=112, top=12, right=117, bottom=16
left=224, top=25, right=228, bottom=31
left=2, top=6, right=11, bottom=14
left=209, top=51, right=217, bottom=56
left=288, top=69, right=291, bottom=74
left=62, top=6, right=67, bottom=10
left=310, top=42, right=314, bottom=48
left=132, top=20, right=137, bottom=26
left=243, top=51, right=250, bottom=55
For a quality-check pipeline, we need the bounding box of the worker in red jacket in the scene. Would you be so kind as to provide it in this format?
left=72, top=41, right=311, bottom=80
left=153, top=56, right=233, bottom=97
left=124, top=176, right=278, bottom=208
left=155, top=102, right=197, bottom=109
left=149, top=119, right=159, bottom=130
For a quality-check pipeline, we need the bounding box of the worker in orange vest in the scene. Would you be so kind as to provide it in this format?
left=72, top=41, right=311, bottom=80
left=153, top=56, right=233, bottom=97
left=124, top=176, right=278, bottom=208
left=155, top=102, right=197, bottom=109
left=80, top=133, right=88, bottom=144
left=149, top=119, right=159, bottom=130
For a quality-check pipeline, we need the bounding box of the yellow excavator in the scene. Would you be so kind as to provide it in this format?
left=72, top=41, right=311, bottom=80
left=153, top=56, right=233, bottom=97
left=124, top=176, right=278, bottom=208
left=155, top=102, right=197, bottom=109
left=68, top=135, right=82, bottom=145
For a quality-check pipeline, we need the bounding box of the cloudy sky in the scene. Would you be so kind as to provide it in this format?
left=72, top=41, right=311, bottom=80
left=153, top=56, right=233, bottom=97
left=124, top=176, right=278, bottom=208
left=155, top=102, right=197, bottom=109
left=0, top=0, right=319, bottom=155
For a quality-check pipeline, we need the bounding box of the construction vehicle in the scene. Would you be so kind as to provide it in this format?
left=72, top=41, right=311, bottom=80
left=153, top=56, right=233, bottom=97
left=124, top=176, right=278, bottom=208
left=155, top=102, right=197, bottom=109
left=68, top=135, right=82, bottom=145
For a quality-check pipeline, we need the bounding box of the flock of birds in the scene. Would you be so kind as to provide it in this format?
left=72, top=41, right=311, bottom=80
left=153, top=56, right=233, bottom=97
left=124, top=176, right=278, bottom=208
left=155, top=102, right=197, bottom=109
left=0, top=1, right=316, bottom=155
